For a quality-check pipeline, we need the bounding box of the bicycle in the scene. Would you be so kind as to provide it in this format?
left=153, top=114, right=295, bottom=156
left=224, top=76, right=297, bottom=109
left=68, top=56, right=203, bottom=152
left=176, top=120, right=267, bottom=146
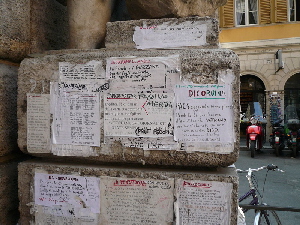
left=237, top=164, right=284, bottom=225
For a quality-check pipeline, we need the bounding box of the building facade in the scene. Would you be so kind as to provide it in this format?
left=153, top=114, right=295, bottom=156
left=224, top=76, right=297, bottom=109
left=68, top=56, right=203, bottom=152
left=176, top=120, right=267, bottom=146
left=219, top=0, right=300, bottom=136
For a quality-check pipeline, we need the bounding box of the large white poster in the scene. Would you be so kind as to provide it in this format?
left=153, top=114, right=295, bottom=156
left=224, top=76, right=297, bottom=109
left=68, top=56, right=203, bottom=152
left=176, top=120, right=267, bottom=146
left=100, top=177, right=174, bottom=225
left=175, top=179, right=232, bottom=225
left=174, top=84, right=234, bottom=143
left=34, top=173, right=100, bottom=214
left=133, top=21, right=207, bottom=49
left=50, top=61, right=105, bottom=148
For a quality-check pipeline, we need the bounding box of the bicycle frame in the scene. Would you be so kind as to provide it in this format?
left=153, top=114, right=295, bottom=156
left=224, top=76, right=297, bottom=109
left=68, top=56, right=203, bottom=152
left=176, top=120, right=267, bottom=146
left=239, top=189, right=258, bottom=211
left=237, top=165, right=283, bottom=225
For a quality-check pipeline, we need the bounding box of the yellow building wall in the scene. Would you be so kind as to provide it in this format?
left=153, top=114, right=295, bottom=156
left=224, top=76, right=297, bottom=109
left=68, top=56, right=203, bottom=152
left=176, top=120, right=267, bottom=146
left=220, top=23, right=300, bottom=43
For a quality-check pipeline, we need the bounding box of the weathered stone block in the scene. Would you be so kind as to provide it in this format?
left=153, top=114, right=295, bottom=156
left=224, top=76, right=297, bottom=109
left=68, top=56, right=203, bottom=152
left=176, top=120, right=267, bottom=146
left=105, top=17, right=219, bottom=49
left=18, top=159, right=238, bottom=225
left=0, top=61, right=19, bottom=156
left=125, top=0, right=227, bottom=19
left=0, top=0, right=68, bottom=62
left=18, top=48, right=240, bottom=167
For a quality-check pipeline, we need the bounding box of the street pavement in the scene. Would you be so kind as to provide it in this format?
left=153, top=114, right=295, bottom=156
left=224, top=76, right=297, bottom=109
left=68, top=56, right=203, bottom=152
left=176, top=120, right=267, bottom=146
left=235, top=140, right=300, bottom=224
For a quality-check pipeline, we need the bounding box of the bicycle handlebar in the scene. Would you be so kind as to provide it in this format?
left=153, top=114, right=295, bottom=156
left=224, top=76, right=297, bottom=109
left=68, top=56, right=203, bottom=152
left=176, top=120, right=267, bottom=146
left=236, top=164, right=285, bottom=173
left=237, top=164, right=284, bottom=193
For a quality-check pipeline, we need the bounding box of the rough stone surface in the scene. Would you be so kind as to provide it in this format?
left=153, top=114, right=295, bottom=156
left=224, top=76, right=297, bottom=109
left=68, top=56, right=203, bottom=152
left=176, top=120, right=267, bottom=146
left=105, top=17, right=220, bottom=49
left=0, top=159, right=20, bottom=225
left=67, top=0, right=114, bottom=49
left=18, top=159, right=238, bottom=225
left=0, top=61, right=19, bottom=156
left=18, top=48, right=240, bottom=168
left=125, top=0, right=227, bottom=19
left=0, top=0, right=68, bottom=62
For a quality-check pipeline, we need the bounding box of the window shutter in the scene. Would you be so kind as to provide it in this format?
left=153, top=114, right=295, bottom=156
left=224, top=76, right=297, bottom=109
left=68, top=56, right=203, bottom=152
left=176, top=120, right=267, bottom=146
left=220, top=0, right=235, bottom=28
left=275, top=0, right=288, bottom=22
left=260, top=0, right=271, bottom=24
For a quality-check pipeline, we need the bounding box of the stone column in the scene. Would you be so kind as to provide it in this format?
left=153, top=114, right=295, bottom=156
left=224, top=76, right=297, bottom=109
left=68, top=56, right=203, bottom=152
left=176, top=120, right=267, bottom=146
left=67, top=0, right=115, bottom=49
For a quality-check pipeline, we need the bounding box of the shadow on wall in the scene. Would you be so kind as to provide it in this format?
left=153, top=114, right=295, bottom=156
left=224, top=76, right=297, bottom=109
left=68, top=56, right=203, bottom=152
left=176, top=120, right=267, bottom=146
left=111, top=0, right=131, bottom=22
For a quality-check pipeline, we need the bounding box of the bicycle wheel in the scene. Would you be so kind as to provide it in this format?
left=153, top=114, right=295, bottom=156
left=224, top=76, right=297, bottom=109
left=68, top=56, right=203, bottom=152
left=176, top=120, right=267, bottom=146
left=257, top=210, right=282, bottom=225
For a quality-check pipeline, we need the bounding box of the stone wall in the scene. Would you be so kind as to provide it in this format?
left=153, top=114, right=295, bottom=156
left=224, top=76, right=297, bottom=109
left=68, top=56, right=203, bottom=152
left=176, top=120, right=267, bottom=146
left=105, top=17, right=220, bottom=49
left=12, top=9, right=240, bottom=225
left=0, top=0, right=68, bottom=62
left=18, top=159, right=239, bottom=225
left=18, top=47, right=240, bottom=168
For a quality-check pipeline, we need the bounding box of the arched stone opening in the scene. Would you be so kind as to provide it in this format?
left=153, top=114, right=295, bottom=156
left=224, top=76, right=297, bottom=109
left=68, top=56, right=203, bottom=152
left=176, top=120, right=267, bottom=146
left=284, top=72, right=300, bottom=122
left=240, top=74, right=266, bottom=136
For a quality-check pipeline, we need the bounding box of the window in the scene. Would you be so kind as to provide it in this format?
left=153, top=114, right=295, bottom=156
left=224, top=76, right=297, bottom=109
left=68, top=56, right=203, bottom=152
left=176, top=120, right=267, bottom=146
left=235, top=0, right=258, bottom=25
left=289, top=0, right=300, bottom=21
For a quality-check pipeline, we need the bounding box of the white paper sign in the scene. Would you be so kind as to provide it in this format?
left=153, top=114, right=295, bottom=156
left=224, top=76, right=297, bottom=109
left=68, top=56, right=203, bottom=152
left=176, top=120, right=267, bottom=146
left=34, top=173, right=100, bottom=213
left=52, top=92, right=100, bottom=146
left=106, top=56, right=180, bottom=91
left=133, top=21, right=207, bottom=49
left=104, top=92, right=173, bottom=137
left=59, top=60, right=105, bottom=82
left=27, top=94, right=51, bottom=153
left=100, top=177, right=174, bottom=225
left=176, top=179, right=232, bottom=225
left=174, top=84, right=234, bottom=143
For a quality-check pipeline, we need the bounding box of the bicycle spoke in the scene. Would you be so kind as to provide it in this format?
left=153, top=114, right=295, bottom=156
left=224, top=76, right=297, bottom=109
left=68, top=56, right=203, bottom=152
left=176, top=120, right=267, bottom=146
left=258, top=210, right=282, bottom=225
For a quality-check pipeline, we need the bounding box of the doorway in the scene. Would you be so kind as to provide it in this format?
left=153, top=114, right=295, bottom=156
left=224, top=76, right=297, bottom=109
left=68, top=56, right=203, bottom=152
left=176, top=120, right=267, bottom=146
left=240, top=75, right=266, bottom=135
left=284, top=72, right=300, bottom=122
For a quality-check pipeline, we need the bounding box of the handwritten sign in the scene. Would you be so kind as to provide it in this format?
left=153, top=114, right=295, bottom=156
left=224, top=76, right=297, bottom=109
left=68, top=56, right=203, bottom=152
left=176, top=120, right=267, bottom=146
left=133, top=21, right=207, bottom=49
left=176, top=179, right=232, bottom=225
left=34, top=173, right=100, bottom=214
left=104, top=92, right=173, bottom=137
left=106, top=56, right=180, bottom=92
left=174, top=84, right=234, bottom=143
left=100, top=177, right=174, bottom=224
left=27, top=94, right=51, bottom=153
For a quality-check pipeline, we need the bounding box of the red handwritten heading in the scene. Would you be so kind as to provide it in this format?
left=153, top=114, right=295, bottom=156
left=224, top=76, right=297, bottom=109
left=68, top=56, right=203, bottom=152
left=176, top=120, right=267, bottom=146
left=48, top=175, right=79, bottom=182
left=183, top=181, right=212, bottom=188
left=113, top=179, right=147, bottom=187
